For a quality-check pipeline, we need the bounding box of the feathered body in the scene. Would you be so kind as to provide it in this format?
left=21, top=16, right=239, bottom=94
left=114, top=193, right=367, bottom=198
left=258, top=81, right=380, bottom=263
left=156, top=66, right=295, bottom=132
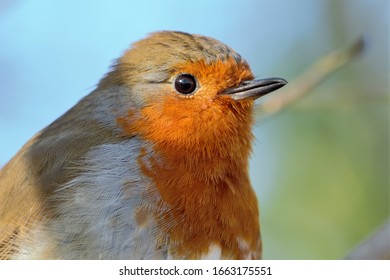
left=0, top=31, right=286, bottom=259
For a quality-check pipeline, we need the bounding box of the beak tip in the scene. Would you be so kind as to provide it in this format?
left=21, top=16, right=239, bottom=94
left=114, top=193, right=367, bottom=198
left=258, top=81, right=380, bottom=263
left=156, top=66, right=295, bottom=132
left=280, top=78, right=288, bottom=85
left=272, top=77, right=288, bottom=86
left=274, top=78, right=288, bottom=89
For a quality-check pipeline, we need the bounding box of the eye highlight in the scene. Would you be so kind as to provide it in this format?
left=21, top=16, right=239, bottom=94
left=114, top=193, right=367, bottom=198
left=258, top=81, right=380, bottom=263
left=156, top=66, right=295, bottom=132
left=174, top=74, right=197, bottom=95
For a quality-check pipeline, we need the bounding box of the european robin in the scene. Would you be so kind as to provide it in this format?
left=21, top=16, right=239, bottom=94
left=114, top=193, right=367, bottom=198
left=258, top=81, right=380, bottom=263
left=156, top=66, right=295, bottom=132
left=0, top=31, right=286, bottom=259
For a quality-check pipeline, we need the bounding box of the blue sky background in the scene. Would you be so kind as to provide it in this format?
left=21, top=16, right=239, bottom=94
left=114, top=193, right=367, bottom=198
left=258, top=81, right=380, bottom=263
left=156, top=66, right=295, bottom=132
left=0, top=0, right=388, bottom=259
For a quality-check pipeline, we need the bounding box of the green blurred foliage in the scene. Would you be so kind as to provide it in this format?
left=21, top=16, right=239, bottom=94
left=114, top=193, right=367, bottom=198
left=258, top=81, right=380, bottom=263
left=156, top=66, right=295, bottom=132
left=261, top=107, right=388, bottom=259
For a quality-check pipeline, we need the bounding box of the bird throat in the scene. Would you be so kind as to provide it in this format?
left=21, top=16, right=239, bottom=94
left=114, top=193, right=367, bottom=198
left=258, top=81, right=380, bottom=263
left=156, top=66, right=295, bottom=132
left=116, top=101, right=261, bottom=259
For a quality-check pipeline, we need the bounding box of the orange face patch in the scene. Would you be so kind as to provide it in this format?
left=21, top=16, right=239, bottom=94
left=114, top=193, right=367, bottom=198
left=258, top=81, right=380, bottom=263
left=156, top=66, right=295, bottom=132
left=118, top=57, right=255, bottom=149
left=116, top=56, right=261, bottom=259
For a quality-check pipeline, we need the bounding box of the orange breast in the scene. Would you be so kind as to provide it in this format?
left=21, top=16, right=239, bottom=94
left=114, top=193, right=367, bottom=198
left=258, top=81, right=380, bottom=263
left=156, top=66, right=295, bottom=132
left=116, top=57, right=261, bottom=259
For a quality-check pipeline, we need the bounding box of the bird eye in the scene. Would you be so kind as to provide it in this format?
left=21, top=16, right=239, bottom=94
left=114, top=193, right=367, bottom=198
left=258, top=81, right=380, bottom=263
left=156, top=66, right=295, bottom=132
left=174, top=74, right=197, bottom=95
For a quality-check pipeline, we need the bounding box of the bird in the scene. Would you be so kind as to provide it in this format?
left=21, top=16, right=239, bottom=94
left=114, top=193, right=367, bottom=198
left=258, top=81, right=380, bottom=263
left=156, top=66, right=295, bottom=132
left=0, top=31, right=286, bottom=260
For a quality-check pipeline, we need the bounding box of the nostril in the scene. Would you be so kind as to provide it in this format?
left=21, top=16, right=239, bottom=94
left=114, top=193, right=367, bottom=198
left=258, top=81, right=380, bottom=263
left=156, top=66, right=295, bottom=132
left=241, top=80, right=252, bottom=86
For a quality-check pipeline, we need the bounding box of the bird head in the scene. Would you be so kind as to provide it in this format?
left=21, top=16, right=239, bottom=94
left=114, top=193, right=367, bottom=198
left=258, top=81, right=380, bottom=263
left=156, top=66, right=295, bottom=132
left=99, top=31, right=286, bottom=167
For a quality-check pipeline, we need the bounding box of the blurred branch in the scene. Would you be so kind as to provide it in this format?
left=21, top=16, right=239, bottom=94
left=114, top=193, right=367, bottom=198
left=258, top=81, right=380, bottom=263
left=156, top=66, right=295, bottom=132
left=345, top=219, right=390, bottom=260
left=255, top=37, right=365, bottom=117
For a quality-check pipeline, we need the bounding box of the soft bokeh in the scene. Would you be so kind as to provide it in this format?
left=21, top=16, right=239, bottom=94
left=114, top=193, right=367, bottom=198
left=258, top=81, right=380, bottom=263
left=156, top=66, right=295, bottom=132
left=0, top=0, right=388, bottom=259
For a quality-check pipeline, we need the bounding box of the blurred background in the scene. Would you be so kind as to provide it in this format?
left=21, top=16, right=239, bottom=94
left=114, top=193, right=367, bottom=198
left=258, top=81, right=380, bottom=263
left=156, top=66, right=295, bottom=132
left=0, top=0, right=388, bottom=259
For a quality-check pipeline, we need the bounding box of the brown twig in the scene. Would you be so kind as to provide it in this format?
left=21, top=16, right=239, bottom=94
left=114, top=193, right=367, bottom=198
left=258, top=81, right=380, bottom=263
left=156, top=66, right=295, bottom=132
left=255, top=37, right=365, bottom=117
left=253, top=37, right=390, bottom=260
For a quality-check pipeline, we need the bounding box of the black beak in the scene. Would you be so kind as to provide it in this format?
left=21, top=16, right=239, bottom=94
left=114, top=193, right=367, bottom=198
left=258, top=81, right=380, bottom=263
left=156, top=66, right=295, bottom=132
left=221, top=77, right=287, bottom=101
